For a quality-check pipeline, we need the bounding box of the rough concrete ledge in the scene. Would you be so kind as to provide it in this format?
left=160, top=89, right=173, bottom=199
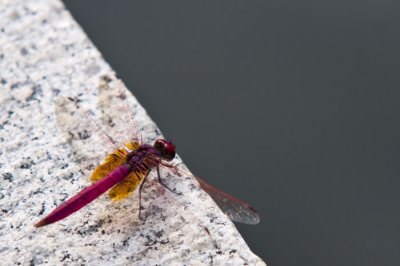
left=0, top=0, right=266, bottom=265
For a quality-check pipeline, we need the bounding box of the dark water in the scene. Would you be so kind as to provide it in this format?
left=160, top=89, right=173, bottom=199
left=63, top=1, right=400, bottom=265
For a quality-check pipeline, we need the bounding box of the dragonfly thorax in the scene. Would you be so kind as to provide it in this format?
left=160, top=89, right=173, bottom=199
left=125, top=139, right=175, bottom=171
left=126, top=145, right=158, bottom=170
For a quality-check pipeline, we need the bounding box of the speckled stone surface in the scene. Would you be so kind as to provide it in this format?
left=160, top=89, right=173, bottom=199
left=0, top=0, right=266, bottom=265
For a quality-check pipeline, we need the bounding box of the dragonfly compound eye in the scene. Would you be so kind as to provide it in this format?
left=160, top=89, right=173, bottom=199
left=154, top=139, right=176, bottom=161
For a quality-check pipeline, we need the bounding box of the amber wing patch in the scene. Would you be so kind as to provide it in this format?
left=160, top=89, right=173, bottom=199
left=108, top=171, right=146, bottom=201
left=89, top=141, right=145, bottom=201
left=124, top=141, right=141, bottom=150
left=89, top=141, right=141, bottom=182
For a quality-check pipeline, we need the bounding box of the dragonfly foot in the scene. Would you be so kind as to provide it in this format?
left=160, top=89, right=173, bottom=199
left=138, top=207, right=146, bottom=221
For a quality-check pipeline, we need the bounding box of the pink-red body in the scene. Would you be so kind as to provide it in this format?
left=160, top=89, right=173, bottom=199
left=35, top=164, right=131, bottom=227
left=35, top=140, right=176, bottom=227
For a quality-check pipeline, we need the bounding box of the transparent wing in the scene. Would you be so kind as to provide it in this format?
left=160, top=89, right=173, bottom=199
left=195, top=176, right=260, bottom=225
left=96, top=75, right=163, bottom=145
left=97, top=76, right=142, bottom=146
left=55, top=75, right=143, bottom=176
left=55, top=97, right=121, bottom=174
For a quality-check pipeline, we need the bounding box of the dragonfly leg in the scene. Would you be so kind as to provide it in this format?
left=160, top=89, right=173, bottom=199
left=157, top=165, right=182, bottom=195
left=159, top=161, right=184, bottom=176
left=138, top=172, right=150, bottom=221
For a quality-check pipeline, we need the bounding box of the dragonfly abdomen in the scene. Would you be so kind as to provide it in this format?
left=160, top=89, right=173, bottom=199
left=35, top=164, right=132, bottom=227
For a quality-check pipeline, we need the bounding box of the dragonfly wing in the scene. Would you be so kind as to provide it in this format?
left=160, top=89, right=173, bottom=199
left=97, top=75, right=163, bottom=145
left=108, top=171, right=146, bottom=201
left=195, top=176, right=260, bottom=225
left=55, top=81, right=142, bottom=179
left=97, top=76, right=143, bottom=146
left=55, top=96, right=122, bottom=177
left=90, top=141, right=142, bottom=182
left=90, top=148, right=128, bottom=182
left=56, top=97, right=121, bottom=153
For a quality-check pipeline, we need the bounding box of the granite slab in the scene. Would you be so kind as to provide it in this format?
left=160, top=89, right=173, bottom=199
left=0, top=0, right=266, bottom=265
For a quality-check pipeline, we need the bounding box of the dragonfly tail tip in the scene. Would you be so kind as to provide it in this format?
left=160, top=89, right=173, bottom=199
left=34, top=219, right=48, bottom=228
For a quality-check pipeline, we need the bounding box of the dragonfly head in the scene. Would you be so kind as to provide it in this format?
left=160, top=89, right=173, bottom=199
left=154, top=139, right=176, bottom=161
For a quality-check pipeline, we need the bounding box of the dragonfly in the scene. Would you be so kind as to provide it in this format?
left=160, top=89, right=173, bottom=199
left=35, top=85, right=260, bottom=227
